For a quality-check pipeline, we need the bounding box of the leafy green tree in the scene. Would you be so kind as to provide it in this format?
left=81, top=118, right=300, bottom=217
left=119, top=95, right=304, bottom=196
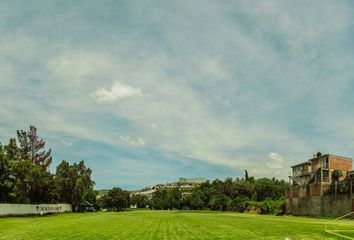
left=218, top=177, right=234, bottom=197
left=253, top=178, right=288, bottom=201
left=4, top=138, right=19, bottom=160
left=0, top=143, right=15, bottom=203
left=101, top=187, right=130, bottom=211
left=11, top=160, right=32, bottom=203
left=166, top=188, right=182, bottom=209
left=233, top=179, right=253, bottom=199
left=26, top=164, right=58, bottom=203
left=85, top=189, right=99, bottom=208
left=0, top=126, right=96, bottom=205
left=186, top=190, right=204, bottom=210
left=209, top=194, right=231, bottom=211
left=55, top=160, right=95, bottom=208
left=17, top=126, right=52, bottom=168
left=56, top=160, right=72, bottom=203
left=131, top=194, right=148, bottom=208
left=151, top=188, right=168, bottom=210
left=197, top=180, right=214, bottom=206
left=11, top=160, right=58, bottom=203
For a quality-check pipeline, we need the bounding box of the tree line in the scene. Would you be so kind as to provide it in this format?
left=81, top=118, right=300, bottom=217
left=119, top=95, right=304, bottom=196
left=1, top=126, right=288, bottom=214
left=102, top=171, right=289, bottom=214
left=0, top=126, right=95, bottom=209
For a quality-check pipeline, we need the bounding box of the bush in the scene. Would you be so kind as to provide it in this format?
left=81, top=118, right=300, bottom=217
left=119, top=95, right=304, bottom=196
left=244, top=199, right=284, bottom=215
left=259, top=199, right=285, bottom=215
left=244, top=201, right=261, bottom=214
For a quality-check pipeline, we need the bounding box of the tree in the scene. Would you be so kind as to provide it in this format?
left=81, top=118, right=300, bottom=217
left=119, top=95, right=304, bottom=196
left=85, top=189, right=99, bottom=209
left=235, top=178, right=253, bottom=197
left=26, top=164, right=58, bottom=203
left=101, top=187, right=130, bottom=211
left=0, top=143, right=15, bottom=203
left=165, top=188, right=182, bottom=209
left=253, top=178, right=288, bottom=201
left=10, top=160, right=32, bottom=203
left=332, top=170, right=343, bottom=182
left=151, top=188, right=168, bottom=210
left=11, top=159, right=58, bottom=204
left=0, top=126, right=96, bottom=205
left=55, top=160, right=95, bottom=208
left=209, top=194, right=230, bottom=211
left=4, top=138, right=19, bottom=161
left=131, top=194, right=148, bottom=208
left=186, top=190, right=204, bottom=210
left=191, top=180, right=214, bottom=207
left=17, top=126, right=52, bottom=168
left=72, top=160, right=95, bottom=206
left=56, top=160, right=73, bottom=203
left=219, top=177, right=234, bottom=197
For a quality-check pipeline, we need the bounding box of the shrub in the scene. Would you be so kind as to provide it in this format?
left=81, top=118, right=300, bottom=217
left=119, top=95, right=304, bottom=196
left=245, top=199, right=284, bottom=215
left=259, top=199, right=285, bottom=215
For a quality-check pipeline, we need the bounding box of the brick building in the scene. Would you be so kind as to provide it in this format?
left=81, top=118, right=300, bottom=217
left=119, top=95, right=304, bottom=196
left=285, top=153, right=354, bottom=216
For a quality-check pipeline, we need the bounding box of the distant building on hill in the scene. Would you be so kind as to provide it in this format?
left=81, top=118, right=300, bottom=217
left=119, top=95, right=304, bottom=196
left=132, top=177, right=206, bottom=199
left=178, top=177, right=206, bottom=184
left=286, top=152, right=354, bottom=216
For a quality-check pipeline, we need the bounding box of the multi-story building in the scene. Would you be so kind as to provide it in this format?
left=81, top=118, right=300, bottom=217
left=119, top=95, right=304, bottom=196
left=286, top=153, right=354, bottom=216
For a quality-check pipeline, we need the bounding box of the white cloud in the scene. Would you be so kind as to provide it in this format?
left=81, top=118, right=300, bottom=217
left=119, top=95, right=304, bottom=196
left=61, top=140, right=73, bottom=146
left=249, top=152, right=288, bottom=178
left=91, top=81, right=143, bottom=104
left=265, top=152, right=284, bottom=169
left=120, top=136, right=146, bottom=146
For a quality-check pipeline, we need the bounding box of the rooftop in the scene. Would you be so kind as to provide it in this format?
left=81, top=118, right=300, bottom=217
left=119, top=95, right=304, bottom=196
left=291, top=153, right=352, bottom=168
left=291, top=161, right=311, bottom=168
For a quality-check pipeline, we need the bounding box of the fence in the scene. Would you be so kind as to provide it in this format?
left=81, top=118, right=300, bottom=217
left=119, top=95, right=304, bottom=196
left=0, top=204, right=72, bottom=216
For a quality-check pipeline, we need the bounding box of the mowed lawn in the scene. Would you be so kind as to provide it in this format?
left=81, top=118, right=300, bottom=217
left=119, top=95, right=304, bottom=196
left=0, top=210, right=353, bottom=240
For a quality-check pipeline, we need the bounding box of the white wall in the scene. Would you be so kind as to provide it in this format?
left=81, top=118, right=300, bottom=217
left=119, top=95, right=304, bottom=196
left=0, top=204, right=72, bottom=216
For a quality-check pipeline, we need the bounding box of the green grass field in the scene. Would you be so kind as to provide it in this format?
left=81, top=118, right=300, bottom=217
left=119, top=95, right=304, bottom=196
left=0, top=210, right=353, bottom=240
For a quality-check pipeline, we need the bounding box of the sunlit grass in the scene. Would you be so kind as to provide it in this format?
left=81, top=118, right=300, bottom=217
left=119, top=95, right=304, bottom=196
left=0, top=210, right=352, bottom=239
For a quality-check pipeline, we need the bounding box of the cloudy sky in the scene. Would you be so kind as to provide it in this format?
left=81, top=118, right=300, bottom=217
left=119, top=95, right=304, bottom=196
left=1, top=0, right=354, bottom=189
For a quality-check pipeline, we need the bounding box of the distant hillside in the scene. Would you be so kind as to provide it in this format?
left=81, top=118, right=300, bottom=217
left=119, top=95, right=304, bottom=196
left=132, top=177, right=207, bottom=198
left=96, top=178, right=207, bottom=198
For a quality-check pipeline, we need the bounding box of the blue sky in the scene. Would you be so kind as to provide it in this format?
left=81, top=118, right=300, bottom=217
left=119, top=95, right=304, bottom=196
left=1, top=0, right=354, bottom=189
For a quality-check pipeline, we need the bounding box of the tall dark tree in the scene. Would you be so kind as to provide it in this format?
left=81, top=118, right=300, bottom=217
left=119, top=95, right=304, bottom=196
left=10, top=160, right=31, bottom=203
left=56, top=160, right=95, bottom=208
left=245, top=169, right=249, bottom=181
left=253, top=178, right=287, bottom=201
left=10, top=159, right=58, bottom=204
left=26, top=163, right=58, bottom=203
left=186, top=190, right=204, bottom=210
left=0, top=127, right=96, bottom=205
left=165, top=188, right=182, bottom=209
left=17, top=126, right=52, bottom=168
left=131, top=194, right=148, bottom=208
left=4, top=138, right=19, bottom=161
left=151, top=188, right=168, bottom=210
left=220, top=177, right=234, bottom=197
left=101, top=187, right=130, bottom=211
left=209, top=194, right=231, bottom=211
left=56, top=161, right=73, bottom=203
left=0, top=143, right=15, bottom=203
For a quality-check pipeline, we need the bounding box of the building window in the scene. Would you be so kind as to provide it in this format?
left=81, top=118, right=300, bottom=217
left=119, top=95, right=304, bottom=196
left=322, top=158, right=329, bottom=169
